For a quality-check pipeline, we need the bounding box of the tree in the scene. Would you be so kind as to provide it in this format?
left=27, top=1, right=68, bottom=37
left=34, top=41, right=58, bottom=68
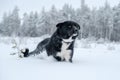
left=89, top=8, right=98, bottom=38
left=62, top=4, right=76, bottom=21
left=1, top=12, right=8, bottom=36
left=1, top=6, right=21, bottom=36
left=96, top=2, right=113, bottom=41
left=49, top=5, right=59, bottom=34
left=20, top=13, right=29, bottom=36
left=0, top=23, right=3, bottom=36
left=112, top=3, right=120, bottom=41
left=80, top=0, right=91, bottom=38
left=10, top=6, right=21, bottom=36
left=28, top=12, right=38, bottom=37
left=21, top=12, right=38, bottom=37
left=36, top=7, right=51, bottom=36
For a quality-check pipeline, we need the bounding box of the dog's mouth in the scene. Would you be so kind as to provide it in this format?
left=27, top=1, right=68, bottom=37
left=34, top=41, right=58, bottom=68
left=62, top=32, right=78, bottom=43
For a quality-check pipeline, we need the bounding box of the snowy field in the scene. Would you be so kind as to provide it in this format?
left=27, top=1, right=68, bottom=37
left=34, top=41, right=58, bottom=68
left=0, top=36, right=120, bottom=80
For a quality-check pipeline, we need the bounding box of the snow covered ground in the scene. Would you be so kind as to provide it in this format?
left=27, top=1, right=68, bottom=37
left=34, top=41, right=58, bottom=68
left=0, top=36, right=120, bottom=80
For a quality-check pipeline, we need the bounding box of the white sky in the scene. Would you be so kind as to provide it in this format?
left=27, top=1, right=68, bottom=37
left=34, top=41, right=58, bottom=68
left=0, top=0, right=120, bottom=21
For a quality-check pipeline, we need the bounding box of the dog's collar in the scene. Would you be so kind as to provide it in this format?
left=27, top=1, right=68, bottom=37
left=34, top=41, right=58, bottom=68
left=56, top=35, right=72, bottom=44
left=62, top=40, right=72, bottom=44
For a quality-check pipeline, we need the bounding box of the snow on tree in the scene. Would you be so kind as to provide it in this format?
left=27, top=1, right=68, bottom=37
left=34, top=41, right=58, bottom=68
left=48, top=5, right=59, bottom=34
left=36, top=7, right=52, bottom=36
left=60, top=4, right=76, bottom=21
left=0, top=1, right=120, bottom=41
left=1, top=6, right=21, bottom=36
left=0, top=22, right=3, bottom=36
left=2, top=12, right=11, bottom=36
left=79, top=0, right=91, bottom=39
left=96, top=1, right=113, bottom=41
left=88, top=8, right=98, bottom=38
left=20, top=13, right=30, bottom=36
left=112, top=3, right=120, bottom=41
left=27, top=12, right=38, bottom=37
left=21, top=12, right=38, bottom=37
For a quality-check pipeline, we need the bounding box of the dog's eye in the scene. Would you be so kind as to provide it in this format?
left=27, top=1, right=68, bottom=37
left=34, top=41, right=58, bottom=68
left=69, top=26, right=72, bottom=29
left=69, top=26, right=72, bottom=28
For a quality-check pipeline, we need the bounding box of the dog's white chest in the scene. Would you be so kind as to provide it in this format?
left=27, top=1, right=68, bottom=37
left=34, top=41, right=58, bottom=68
left=57, top=41, right=71, bottom=61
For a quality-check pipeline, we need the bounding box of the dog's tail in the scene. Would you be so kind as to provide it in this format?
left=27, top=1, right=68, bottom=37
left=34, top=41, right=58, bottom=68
left=22, top=38, right=50, bottom=57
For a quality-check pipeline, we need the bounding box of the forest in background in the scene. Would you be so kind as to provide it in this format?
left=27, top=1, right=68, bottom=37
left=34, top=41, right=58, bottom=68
left=0, top=0, right=120, bottom=41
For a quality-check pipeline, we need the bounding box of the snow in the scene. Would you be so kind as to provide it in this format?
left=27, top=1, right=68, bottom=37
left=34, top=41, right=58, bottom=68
left=0, top=37, right=120, bottom=80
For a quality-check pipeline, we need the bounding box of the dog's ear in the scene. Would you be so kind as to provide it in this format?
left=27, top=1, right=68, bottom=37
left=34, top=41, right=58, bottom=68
left=56, top=22, right=63, bottom=28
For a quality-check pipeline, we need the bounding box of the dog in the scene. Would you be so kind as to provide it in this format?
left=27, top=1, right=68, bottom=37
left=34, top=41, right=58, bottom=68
left=21, top=21, right=80, bottom=62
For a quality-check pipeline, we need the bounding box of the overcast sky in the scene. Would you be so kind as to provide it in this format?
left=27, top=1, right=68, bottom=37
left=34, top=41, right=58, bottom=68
left=0, top=0, right=120, bottom=21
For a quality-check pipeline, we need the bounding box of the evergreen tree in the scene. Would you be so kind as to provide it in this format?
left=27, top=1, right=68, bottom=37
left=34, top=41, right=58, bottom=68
left=96, top=2, right=113, bottom=40
left=0, top=2, right=120, bottom=41
left=21, top=12, right=38, bottom=37
left=49, top=5, right=59, bottom=34
left=1, top=6, right=21, bottom=36
left=112, top=3, right=120, bottom=41
left=80, top=0, right=91, bottom=38
left=20, top=13, right=29, bottom=36
left=37, top=8, right=51, bottom=36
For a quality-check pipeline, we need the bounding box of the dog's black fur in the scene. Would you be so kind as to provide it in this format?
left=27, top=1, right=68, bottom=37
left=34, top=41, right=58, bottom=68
left=22, top=21, right=80, bottom=62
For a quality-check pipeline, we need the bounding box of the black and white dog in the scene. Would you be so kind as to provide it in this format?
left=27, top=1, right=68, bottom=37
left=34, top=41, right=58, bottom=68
left=21, top=21, right=80, bottom=62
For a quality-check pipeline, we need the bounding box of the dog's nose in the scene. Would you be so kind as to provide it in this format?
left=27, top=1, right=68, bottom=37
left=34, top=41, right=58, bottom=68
left=73, top=30, right=78, bottom=33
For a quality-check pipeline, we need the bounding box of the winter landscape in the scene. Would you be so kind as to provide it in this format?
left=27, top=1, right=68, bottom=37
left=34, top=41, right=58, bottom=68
left=0, top=0, right=120, bottom=80
left=0, top=36, right=120, bottom=80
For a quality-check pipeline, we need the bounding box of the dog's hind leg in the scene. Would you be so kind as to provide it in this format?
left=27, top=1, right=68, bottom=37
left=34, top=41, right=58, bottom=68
left=22, top=38, right=50, bottom=57
left=21, top=47, right=40, bottom=57
left=28, top=48, right=40, bottom=56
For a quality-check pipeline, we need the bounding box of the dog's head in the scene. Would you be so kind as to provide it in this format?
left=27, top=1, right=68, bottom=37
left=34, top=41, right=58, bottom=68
left=56, top=21, right=80, bottom=40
